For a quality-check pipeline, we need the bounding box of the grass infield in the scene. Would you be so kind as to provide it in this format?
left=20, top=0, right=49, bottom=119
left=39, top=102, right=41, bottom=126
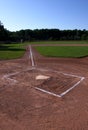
left=35, top=46, right=88, bottom=58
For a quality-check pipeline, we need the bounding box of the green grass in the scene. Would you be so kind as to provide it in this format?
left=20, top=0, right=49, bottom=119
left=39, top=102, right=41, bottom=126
left=0, top=41, right=88, bottom=60
left=35, top=46, right=88, bottom=58
left=0, top=43, right=26, bottom=60
left=30, top=40, right=88, bottom=44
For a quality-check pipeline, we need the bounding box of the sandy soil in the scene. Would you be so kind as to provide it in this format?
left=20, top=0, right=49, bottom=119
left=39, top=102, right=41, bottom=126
left=0, top=44, right=88, bottom=130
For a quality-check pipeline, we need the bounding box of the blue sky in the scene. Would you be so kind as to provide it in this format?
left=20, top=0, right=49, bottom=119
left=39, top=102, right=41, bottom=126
left=0, top=0, right=88, bottom=31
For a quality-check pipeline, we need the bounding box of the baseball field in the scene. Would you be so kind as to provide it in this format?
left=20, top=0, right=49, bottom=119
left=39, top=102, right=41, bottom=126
left=0, top=41, right=88, bottom=130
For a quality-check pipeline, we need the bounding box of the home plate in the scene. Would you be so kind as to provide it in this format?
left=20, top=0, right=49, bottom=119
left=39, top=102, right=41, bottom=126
left=36, top=75, right=50, bottom=80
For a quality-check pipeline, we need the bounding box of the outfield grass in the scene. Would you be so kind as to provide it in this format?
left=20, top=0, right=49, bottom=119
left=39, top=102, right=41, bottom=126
left=35, top=46, right=88, bottom=58
left=30, top=40, right=88, bottom=44
left=0, top=41, right=88, bottom=60
left=0, top=43, right=26, bottom=60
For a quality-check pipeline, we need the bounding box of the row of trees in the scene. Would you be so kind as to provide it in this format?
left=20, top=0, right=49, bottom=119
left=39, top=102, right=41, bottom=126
left=0, top=21, right=88, bottom=42
left=0, top=21, right=10, bottom=41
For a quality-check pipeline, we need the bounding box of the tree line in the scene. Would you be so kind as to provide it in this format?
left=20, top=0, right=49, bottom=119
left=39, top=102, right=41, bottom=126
left=0, top=21, right=88, bottom=42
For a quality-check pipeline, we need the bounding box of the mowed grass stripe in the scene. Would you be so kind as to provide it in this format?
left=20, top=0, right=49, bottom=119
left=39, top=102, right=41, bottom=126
left=35, top=46, right=88, bottom=58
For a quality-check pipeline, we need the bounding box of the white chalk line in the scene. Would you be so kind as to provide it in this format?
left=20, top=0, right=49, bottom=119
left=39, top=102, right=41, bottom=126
left=2, top=67, right=35, bottom=83
left=60, top=77, right=84, bottom=97
left=36, top=67, right=84, bottom=79
left=29, top=45, right=35, bottom=67
left=2, top=45, right=85, bottom=97
left=2, top=72, right=19, bottom=83
left=35, top=87, right=61, bottom=98
left=2, top=66, right=85, bottom=97
left=2, top=45, right=35, bottom=83
left=34, top=67, right=85, bottom=98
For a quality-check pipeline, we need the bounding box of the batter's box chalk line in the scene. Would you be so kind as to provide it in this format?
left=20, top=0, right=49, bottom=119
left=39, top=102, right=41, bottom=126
left=2, top=67, right=85, bottom=98
left=35, top=68, right=85, bottom=98
left=28, top=45, right=85, bottom=97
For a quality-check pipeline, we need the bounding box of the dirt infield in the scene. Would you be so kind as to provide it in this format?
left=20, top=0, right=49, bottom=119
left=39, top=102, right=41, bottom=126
left=0, top=44, right=88, bottom=130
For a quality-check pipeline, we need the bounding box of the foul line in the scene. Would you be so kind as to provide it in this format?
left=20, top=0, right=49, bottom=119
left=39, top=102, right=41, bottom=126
left=2, top=45, right=85, bottom=98
left=60, top=77, right=84, bottom=97
left=29, top=45, right=35, bottom=67
left=34, top=67, right=85, bottom=98
left=35, top=87, right=61, bottom=98
left=36, top=67, right=84, bottom=79
left=2, top=67, right=85, bottom=97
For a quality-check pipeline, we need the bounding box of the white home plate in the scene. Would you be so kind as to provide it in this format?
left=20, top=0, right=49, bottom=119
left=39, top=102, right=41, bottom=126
left=36, top=75, right=50, bottom=80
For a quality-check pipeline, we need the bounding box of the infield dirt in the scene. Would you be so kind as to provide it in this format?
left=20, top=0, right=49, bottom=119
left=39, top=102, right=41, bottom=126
left=0, top=44, right=88, bottom=130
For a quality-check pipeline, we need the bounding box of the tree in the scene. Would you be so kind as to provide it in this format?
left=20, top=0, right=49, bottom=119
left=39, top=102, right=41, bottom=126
left=0, top=21, right=9, bottom=41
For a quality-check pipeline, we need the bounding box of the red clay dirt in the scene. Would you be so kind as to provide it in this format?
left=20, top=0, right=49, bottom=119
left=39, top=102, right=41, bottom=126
left=0, top=44, right=88, bottom=130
